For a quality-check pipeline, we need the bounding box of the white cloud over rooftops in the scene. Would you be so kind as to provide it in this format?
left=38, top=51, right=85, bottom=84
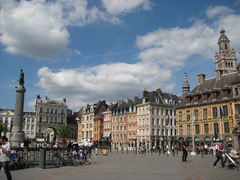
left=35, top=5, right=240, bottom=111
left=1, top=1, right=240, bottom=111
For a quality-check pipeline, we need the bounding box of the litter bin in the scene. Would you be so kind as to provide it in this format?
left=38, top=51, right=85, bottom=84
left=39, top=147, right=46, bottom=169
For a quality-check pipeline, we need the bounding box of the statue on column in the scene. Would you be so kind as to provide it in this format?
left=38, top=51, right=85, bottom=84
left=19, top=69, right=24, bottom=87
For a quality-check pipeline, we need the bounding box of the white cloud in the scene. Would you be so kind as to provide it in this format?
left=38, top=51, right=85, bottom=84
left=136, top=6, right=240, bottom=69
left=101, top=0, right=151, bottom=15
left=34, top=5, right=240, bottom=111
left=74, top=49, right=82, bottom=55
left=206, top=5, right=235, bottom=19
left=136, top=25, right=216, bottom=69
left=0, top=0, right=121, bottom=59
left=37, top=63, right=174, bottom=110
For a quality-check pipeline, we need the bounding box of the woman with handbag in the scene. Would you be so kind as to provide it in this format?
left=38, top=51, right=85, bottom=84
left=213, top=140, right=225, bottom=168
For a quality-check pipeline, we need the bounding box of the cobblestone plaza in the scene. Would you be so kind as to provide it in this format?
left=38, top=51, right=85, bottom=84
left=1, top=151, right=239, bottom=180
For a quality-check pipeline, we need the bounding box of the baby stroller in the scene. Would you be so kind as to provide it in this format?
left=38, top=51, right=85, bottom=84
left=224, top=149, right=240, bottom=170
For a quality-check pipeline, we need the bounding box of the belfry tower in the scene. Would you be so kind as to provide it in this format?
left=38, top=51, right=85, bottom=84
left=215, top=28, right=237, bottom=79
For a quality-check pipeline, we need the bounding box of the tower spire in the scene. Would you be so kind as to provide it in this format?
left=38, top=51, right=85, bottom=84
left=182, top=70, right=190, bottom=97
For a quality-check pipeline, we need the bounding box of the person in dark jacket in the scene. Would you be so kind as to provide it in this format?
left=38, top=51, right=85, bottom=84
left=182, top=138, right=188, bottom=162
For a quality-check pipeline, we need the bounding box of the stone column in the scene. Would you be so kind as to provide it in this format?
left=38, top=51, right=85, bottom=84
left=9, top=85, right=26, bottom=147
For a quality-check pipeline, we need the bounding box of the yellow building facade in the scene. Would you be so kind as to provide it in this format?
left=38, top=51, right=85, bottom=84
left=176, top=28, right=240, bottom=150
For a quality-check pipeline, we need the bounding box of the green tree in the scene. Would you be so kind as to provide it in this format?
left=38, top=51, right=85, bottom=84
left=56, top=125, right=73, bottom=145
left=0, top=123, right=9, bottom=136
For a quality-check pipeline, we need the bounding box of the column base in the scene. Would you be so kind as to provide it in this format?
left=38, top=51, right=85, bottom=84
left=190, top=152, right=196, bottom=156
left=8, top=132, right=24, bottom=147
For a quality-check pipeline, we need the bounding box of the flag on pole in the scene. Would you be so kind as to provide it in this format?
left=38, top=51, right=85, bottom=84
left=166, top=115, right=169, bottom=125
left=191, top=111, right=195, bottom=125
left=219, top=106, right=223, bottom=119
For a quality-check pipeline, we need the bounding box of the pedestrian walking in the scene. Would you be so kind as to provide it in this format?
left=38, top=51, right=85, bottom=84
left=223, top=138, right=229, bottom=163
left=213, top=140, right=225, bottom=168
left=182, top=138, right=188, bottom=162
left=140, top=142, right=146, bottom=156
left=204, top=144, right=208, bottom=155
left=0, top=136, right=12, bottom=180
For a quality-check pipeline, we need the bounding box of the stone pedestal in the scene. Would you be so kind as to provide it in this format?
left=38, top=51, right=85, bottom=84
left=190, top=151, right=196, bottom=156
left=9, top=85, right=26, bottom=147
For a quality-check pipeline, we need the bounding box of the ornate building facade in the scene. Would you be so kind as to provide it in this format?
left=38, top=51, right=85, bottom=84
left=176, top=29, right=240, bottom=149
left=35, top=95, right=70, bottom=143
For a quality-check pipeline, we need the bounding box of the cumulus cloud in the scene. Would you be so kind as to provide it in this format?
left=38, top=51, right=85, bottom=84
left=37, top=63, right=174, bottom=110
left=206, top=5, right=235, bottom=19
left=136, top=25, right=216, bottom=69
left=34, top=5, right=240, bottom=111
left=0, top=0, right=121, bottom=59
left=136, top=6, right=240, bottom=70
left=102, top=0, right=151, bottom=15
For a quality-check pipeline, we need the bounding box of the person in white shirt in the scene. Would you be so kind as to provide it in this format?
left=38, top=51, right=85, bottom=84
left=204, top=144, right=208, bottom=155
left=0, top=136, right=12, bottom=180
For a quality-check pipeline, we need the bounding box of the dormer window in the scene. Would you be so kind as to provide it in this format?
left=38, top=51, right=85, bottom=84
left=212, top=92, right=217, bottom=100
left=235, top=87, right=239, bottom=96
left=186, top=97, right=191, bottom=104
left=203, top=94, right=208, bottom=101
left=194, top=96, right=199, bottom=103
left=222, top=90, right=228, bottom=98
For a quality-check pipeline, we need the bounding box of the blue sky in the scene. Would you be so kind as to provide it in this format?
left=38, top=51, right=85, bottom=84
left=0, top=0, right=240, bottom=112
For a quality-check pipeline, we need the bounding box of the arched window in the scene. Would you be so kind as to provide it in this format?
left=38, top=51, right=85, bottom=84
left=225, top=44, right=227, bottom=49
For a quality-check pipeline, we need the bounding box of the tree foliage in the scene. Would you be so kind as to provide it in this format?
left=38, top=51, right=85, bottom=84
left=0, top=123, right=9, bottom=136
left=56, top=125, right=73, bottom=144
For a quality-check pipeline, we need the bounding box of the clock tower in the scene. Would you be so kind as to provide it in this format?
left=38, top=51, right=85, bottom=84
left=215, top=28, right=237, bottom=79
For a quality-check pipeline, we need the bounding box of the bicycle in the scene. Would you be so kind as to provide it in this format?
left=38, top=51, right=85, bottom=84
left=79, top=148, right=97, bottom=165
left=9, top=153, right=28, bottom=170
left=52, top=151, right=80, bottom=167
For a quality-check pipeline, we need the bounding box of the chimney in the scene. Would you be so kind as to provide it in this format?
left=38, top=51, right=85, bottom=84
left=126, top=98, right=131, bottom=103
left=197, top=74, right=206, bottom=84
left=133, top=96, right=139, bottom=103
left=156, top=88, right=162, bottom=95
left=143, top=89, right=148, bottom=97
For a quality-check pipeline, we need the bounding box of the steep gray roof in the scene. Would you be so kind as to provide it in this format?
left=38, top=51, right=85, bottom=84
left=177, top=71, right=240, bottom=108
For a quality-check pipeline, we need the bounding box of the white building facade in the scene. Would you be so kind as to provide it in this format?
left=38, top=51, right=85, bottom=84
left=35, top=95, right=68, bottom=142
